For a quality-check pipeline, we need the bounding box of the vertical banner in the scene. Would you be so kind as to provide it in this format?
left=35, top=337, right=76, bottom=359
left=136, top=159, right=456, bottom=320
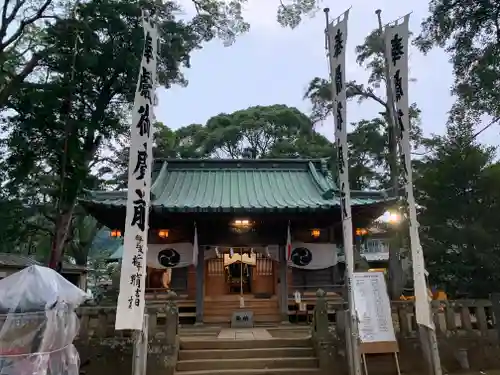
left=115, top=10, right=159, bottom=331
left=384, top=15, right=433, bottom=330
left=326, top=9, right=362, bottom=375
left=327, top=9, right=355, bottom=298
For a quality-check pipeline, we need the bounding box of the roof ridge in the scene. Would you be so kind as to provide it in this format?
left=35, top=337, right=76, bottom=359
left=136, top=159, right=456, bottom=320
left=307, top=161, right=331, bottom=194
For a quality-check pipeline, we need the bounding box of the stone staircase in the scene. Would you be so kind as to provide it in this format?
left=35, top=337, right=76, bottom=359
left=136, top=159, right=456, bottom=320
left=175, top=336, right=320, bottom=375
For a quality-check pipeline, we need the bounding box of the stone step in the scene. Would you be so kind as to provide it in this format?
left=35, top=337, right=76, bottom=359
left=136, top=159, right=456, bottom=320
left=203, top=314, right=282, bottom=324
left=176, top=357, right=319, bottom=372
left=180, top=338, right=312, bottom=350
left=179, top=347, right=314, bottom=360
left=174, top=368, right=321, bottom=375
left=179, top=326, right=222, bottom=336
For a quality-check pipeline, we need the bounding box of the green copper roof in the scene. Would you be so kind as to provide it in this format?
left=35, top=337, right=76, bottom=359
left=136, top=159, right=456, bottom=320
left=81, top=159, right=389, bottom=213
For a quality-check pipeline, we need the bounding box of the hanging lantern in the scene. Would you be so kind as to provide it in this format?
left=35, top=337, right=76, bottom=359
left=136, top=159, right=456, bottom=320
left=355, top=228, right=368, bottom=236
left=110, top=229, right=122, bottom=237
left=158, top=229, right=169, bottom=238
left=311, top=229, right=321, bottom=238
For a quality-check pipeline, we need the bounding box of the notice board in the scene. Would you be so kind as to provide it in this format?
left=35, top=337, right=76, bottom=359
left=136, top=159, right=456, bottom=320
left=353, top=272, right=398, bottom=354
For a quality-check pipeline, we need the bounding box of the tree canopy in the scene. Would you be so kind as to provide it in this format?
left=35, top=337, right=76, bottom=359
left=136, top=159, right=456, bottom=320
left=415, top=122, right=500, bottom=297
left=1, top=0, right=500, bottom=298
left=416, top=0, right=500, bottom=124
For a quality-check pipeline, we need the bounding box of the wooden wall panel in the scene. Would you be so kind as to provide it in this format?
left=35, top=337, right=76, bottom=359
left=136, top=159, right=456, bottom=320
left=252, top=258, right=274, bottom=295
left=205, top=259, right=227, bottom=296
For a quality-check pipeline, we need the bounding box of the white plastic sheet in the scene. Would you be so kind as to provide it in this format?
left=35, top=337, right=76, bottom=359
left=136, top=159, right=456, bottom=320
left=0, top=265, right=87, bottom=375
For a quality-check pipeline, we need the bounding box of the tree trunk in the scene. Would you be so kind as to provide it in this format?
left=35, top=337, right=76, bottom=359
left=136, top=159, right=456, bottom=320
left=0, top=53, right=42, bottom=108
left=48, top=204, right=76, bottom=269
left=72, top=222, right=103, bottom=266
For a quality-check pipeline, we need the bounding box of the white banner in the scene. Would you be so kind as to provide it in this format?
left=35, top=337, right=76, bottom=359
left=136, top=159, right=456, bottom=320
left=384, top=14, right=433, bottom=330
left=327, top=12, right=361, bottom=372
left=147, top=243, right=195, bottom=268
left=115, top=11, right=158, bottom=331
left=289, top=242, right=338, bottom=270
left=327, top=11, right=354, bottom=275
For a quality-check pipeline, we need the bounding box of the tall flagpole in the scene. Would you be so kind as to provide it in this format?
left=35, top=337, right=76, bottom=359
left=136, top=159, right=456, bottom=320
left=324, top=8, right=362, bottom=375
left=382, top=12, right=442, bottom=375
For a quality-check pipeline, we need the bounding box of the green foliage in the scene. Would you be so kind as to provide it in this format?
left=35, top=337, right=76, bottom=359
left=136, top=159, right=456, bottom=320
left=415, top=122, right=500, bottom=297
left=202, top=104, right=328, bottom=158
left=416, top=0, right=500, bottom=122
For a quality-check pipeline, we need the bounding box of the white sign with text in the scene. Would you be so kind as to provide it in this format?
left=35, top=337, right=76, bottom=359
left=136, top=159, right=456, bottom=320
left=353, top=272, right=396, bottom=343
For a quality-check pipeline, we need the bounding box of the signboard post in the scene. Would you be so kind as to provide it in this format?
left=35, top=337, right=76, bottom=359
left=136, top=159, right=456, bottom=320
left=353, top=272, right=401, bottom=375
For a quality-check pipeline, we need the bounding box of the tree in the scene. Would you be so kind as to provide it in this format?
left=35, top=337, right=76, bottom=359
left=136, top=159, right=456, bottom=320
left=0, top=0, right=322, bottom=108
left=3, top=0, right=217, bottom=267
left=0, top=0, right=326, bottom=267
left=415, top=121, right=500, bottom=298
left=416, top=0, right=500, bottom=124
left=203, top=104, right=332, bottom=159
left=0, top=0, right=57, bottom=107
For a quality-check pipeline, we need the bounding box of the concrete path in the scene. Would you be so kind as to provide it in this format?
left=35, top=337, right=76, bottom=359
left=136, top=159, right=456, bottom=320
left=217, top=328, right=273, bottom=340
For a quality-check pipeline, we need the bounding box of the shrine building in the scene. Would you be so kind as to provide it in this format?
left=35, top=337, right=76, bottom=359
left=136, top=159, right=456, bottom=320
left=81, top=158, right=391, bottom=324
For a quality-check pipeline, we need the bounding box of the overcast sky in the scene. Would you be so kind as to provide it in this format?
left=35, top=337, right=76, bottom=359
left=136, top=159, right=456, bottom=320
left=156, top=0, right=498, bottom=147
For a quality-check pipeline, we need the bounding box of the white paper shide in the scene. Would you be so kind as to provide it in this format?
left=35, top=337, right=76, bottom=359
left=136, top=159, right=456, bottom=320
left=115, top=11, right=159, bottom=331
left=353, top=272, right=396, bottom=343
left=384, top=15, right=433, bottom=330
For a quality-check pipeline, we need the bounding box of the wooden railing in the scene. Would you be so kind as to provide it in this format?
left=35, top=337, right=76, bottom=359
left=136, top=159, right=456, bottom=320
left=311, top=296, right=497, bottom=339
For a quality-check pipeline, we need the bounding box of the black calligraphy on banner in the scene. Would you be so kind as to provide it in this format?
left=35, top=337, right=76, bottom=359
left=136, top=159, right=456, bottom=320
left=394, top=70, right=403, bottom=102
left=333, top=29, right=343, bottom=58
left=336, top=102, right=344, bottom=131
left=133, top=143, right=148, bottom=181
left=137, top=104, right=151, bottom=137
left=138, top=67, right=153, bottom=103
left=390, top=33, right=404, bottom=66
left=131, top=189, right=146, bottom=231
left=337, top=140, right=345, bottom=175
left=334, top=65, right=342, bottom=96
left=340, top=182, right=348, bottom=218
left=128, top=234, right=145, bottom=309
left=144, top=32, right=153, bottom=64
left=396, top=109, right=405, bottom=135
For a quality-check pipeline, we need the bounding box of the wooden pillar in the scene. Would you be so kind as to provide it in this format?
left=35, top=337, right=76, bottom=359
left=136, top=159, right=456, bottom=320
left=279, top=245, right=288, bottom=322
left=328, top=226, right=336, bottom=284
left=195, top=246, right=204, bottom=324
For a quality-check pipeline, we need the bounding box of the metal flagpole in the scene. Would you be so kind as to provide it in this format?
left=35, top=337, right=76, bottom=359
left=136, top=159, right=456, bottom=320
left=381, top=12, right=442, bottom=375
left=324, top=8, right=362, bottom=375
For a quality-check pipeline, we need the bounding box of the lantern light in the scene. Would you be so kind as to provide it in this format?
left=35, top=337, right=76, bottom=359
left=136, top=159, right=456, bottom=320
left=110, top=229, right=122, bottom=238
left=355, top=228, right=368, bottom=236
left=232, top=219, right=250, bottom=227
left=158, top=229, right=169, bottom=238
left=311, top=229, right=321, bottom=238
